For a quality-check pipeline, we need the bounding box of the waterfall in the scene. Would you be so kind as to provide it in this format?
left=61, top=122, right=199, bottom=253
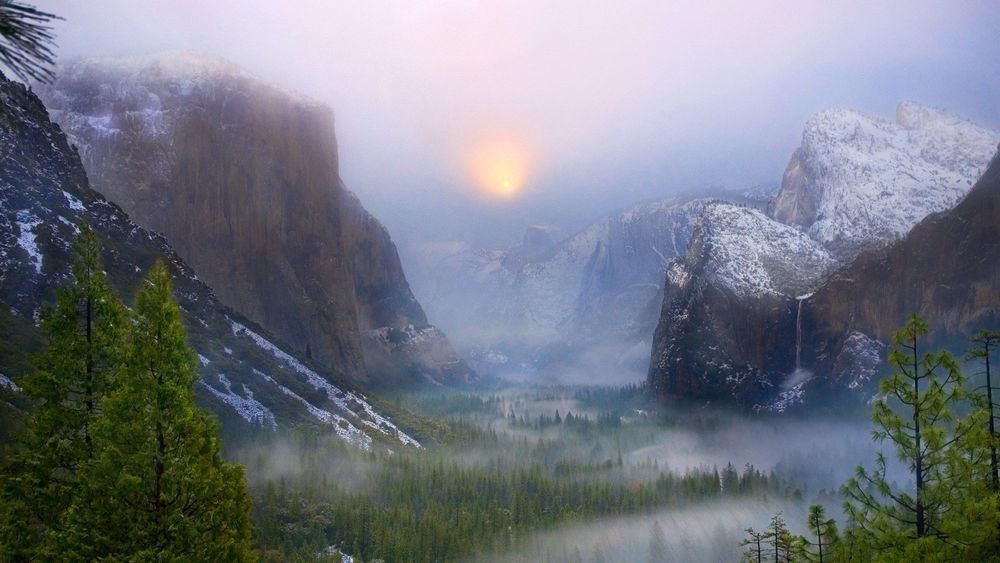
left=794, top=294, right=812, bottom=371
left=795, top=298, right=803, bottom=370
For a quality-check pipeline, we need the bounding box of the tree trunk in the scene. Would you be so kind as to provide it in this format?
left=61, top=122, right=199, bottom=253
left=913, top=332, right=925, bottom=537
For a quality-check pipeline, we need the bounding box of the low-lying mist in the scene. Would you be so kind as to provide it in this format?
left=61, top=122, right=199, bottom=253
left=235, top=384, right=913, bottom=561
left=469, top=499, right=810, bottom=563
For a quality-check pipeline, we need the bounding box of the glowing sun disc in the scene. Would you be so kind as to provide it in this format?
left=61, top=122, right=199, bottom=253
left=466, top=137, right=532, bottom=198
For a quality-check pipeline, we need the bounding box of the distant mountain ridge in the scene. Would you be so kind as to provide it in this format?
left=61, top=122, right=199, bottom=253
left=40, top=53, right=476, bottom=388
left=419, top=194, right=761, bottom=382
left=772, top=102, right=997, bottom=258
left=648, top=102, right=1000, bottom=410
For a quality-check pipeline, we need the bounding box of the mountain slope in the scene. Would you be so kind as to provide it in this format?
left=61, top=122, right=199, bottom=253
left=40, top=54, right=475, bottom=387
left=647, top=203, right=835, bottom=406
left=772, top=102, right=998, bottom=258
left=0, top=71, right=418, bottom=449
left=796, top=149, right=1000, bottom=393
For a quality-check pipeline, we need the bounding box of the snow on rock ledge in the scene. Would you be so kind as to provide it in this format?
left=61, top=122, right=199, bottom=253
left=772, top=102, right=999, bottom=257
left=697, top=203, right=836, bottom=298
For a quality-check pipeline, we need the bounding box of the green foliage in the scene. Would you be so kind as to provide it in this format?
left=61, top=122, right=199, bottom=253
left=0, top=1, right=61, bottom=83
left=0, top=228, right=126, bottom=559
left=968, top=329, right=1000, bottom=491
left=0, top=236, right=255, bottom=561
left=742, top=526, right=768, bottom=563
left=751, top=316, right=1000, bottom=562
left=798, top=504, right=838, bottom=562
left=50, top=261, right=255, bottom=561
left=249, top=428, right=789, bottom=562
left=841, top=315, right=993, bottom=556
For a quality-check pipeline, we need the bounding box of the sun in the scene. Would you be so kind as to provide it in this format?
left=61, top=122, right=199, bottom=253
left=466, top=136, right=532, bottom=199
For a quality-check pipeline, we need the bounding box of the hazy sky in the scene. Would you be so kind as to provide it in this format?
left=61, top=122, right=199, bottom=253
left=40, top=1, right=1000, bottom=250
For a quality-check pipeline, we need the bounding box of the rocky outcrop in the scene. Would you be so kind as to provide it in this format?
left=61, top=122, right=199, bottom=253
left=0, top=71, right=419, bottom=447
left=40, top=54, right=475, bottom=387
left=771, top=103, right=998, bottom=258
left=648, top=103, right=999, bottom=411
left=647, top=204, right=835, bottom=406
left=798, top=149, right=1000, bottom=379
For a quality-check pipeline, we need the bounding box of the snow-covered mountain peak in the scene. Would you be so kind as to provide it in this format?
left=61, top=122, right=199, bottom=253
left=696, top=203, right=836, bottom=298
left=772, top=102, right=999, bottom=257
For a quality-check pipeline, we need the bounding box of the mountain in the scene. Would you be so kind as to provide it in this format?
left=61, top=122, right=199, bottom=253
left=39, top=54, right=475, bottom=387
left=648, top=103, right=999, bottom=410
left=771, top=102, right=998, bottom=258
left=647, top=203, right=836, bottom=407
left=418, top=196, right=731, bottom=382
left=0, top=71, right=419, bottom=449
left=795, top=149, right=1000, bottom=396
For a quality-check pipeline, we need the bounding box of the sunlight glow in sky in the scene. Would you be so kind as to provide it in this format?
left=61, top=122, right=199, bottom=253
left=466, top=135, right=533, bottom=199
left=39, top=0, right=1000, bottom=246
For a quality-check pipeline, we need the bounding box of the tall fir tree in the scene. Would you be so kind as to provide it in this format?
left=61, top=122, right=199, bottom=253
left=841, top=315, right=992, bottom=558
left=741, top=527, right=767, bottom=563
left=50, top=261, right=255, bottom=561
left=765, top=512, right=794, bottom=563
left=0, top=228, right=125, bottom=560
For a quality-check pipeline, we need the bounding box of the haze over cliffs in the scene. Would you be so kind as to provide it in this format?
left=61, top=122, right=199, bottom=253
left=648, top=103, right=1000, bottom=410
left=0, top=70, right=418, bottom=447
left=40, top=54, right=475, bottom=387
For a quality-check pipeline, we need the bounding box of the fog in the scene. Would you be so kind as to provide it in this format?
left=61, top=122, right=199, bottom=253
left=238, top=386, right=911, bottom=560
left=39, top=1, right=1000, bottom=254
left=469, top=500, right=809, bottom=563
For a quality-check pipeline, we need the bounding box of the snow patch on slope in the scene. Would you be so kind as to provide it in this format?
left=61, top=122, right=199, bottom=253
left=15, top=210, right=43, bottom=274
left=200, top=374, right=276, bottom=429
left=698, top=204, right=836, bottom=297
left=0, top=374, right=20, bottom=392
left=251, top=368, right=372, bottom=450
left=229, top=320, right=420, bottom=448
left=773, top=103, right=998, bottom=254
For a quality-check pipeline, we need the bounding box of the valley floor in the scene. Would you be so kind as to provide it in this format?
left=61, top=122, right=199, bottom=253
left=243, top=383, right=876, bottom=562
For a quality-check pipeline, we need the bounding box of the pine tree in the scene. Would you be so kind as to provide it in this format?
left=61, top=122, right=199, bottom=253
left=968, top=330, right=1000, bottom=491
left=765, top=512, right=794, bottom=563
left=741, top=527, right=766, bottom=563
left=50, top=261, right=255, bottom=561
left=0, top=228, right=125, bottom=559
left=842, top=315, right=990, bottom=555
left=0, top=1, right=61, bottom=82
left=798, top=504, right=837, bottom=562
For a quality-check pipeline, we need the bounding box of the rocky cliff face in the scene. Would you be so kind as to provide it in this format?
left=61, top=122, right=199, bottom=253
left=798, top=150, right=1000, bottom=384
left=0, top=71, right=419, bottom=448
left=771, top=103, right=998, bottom=258
left=648, top=103, right=999, bottom=411
left=647, top=203, right=835, bottom=407
left=40, top=54, right=474, bottom=387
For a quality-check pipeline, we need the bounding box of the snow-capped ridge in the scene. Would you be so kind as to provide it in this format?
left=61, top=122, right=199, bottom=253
left=773, top=101, right=999, bottom=257
left=695, top=203, right=836, bottom=298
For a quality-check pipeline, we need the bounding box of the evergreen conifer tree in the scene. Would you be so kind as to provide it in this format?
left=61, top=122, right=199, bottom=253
left=50, top=261, right=255, bottom=561
left=842, top=315, right=991, bottom=557
left=0, top=228, right=125, bottom=559
left=798, top=504, right=838, bottom=562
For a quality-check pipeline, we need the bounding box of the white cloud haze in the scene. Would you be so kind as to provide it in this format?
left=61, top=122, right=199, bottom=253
left=40, top=1, right=1000, bottom=251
